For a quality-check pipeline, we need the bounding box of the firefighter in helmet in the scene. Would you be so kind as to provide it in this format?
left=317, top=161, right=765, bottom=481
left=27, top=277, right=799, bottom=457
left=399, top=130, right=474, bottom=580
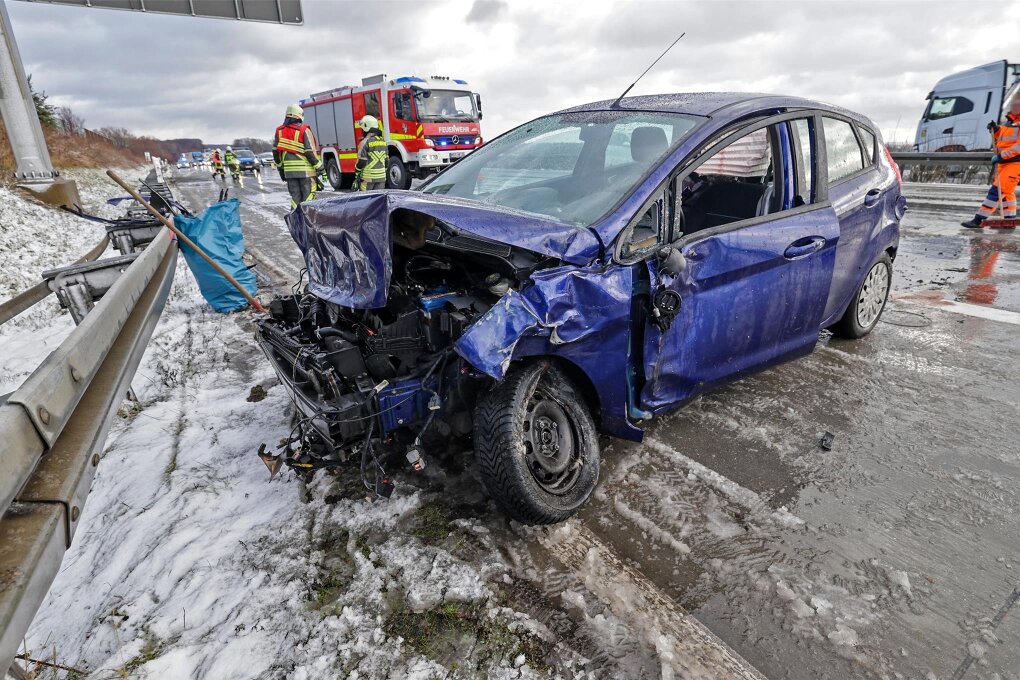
left=273, top=104, right=323, bottom=209
left=224, top=145, right=241, bottom=182
left=356, top=115, right=387, bottom=191
left=211, top=148, right=225, bottom=180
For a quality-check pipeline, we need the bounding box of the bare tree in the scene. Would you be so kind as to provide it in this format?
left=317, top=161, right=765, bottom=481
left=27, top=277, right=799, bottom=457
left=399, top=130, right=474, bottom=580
left=56, top=106, right=86, bottom=135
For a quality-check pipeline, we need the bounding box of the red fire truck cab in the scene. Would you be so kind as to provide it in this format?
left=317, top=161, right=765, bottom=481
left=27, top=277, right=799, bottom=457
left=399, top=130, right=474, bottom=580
left=302, top=74, right=483, bottom=190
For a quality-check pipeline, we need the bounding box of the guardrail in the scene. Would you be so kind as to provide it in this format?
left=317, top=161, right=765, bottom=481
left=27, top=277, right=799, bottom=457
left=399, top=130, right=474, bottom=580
left=890, top=151, right=993, bottom=165
left=0, top=236, right=111, bottom=326
left=0, top=170, right=179, bottom=675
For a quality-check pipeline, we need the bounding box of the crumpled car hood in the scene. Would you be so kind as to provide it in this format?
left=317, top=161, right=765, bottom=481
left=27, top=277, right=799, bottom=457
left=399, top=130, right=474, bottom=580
left=287, top=191, right=601, bottom=308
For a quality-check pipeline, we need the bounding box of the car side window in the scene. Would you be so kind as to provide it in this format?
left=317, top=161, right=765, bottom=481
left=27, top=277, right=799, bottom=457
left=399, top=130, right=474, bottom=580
left=789, top=118, right=815, bottom=205
left=857, top=126, right=876, bottom=165
left=678, top=126, right=779, bottom=234
left=823, top=117, right=864, bottom=184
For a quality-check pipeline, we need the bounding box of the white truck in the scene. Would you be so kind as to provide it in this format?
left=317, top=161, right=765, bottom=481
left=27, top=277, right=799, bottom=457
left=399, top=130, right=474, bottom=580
left=301, top=74, right=483, bottom=190
left=914, top=60, right=1020, bottom=152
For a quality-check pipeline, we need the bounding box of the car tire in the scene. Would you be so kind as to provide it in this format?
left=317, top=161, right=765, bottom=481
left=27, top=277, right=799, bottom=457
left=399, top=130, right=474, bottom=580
left=473, top=361, right=600, bottom=525
left=830, top=252, right=892, bottom=339
left=387, top=155, right=411, bottom=190
left=326, top=157, right=342, bottom=191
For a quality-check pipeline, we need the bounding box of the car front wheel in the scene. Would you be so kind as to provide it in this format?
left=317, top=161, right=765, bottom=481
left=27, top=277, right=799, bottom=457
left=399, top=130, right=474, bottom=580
left=830, top=252, right=892, bottom=339
left=473, top=361, right=600, bottom=525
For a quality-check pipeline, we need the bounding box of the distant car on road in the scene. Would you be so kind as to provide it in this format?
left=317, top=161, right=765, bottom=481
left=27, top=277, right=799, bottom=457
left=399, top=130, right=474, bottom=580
left=258, top=92, right=905, bottom=524
left=176, top=154, right=190, bottom=169
left=257, top=151, right=275, bottom=168
left=233, top=148, right=260, bottom=174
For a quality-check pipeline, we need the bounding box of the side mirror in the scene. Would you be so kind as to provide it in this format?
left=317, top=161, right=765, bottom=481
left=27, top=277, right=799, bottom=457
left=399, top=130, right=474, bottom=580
left=656, top=244, right=687, bottom=277
left=474, top=93, right=483, bottom=120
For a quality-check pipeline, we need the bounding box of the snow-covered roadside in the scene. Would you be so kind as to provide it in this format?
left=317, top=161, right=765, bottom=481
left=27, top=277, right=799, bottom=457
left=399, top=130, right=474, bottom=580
left=0, top=167, right=145, bottom=394
left=9, top=179, right=604, bottom=679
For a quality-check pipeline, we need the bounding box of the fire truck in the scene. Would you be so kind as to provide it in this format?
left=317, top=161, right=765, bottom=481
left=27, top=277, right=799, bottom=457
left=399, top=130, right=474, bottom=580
left=301, top=74, right=483, bottom=190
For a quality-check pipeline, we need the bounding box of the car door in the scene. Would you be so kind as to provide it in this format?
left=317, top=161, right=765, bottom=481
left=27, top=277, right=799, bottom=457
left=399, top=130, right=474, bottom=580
left=820, top=116, right=883, bottom=325
left=628, top=114, right=840, bottom=412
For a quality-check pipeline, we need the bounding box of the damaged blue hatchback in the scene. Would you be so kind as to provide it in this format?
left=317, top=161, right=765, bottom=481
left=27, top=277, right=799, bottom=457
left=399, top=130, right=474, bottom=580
left=256, top=93, right=905, bottom=524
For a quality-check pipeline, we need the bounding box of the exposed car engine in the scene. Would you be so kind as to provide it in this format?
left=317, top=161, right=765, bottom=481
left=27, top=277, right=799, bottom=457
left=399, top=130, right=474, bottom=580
left=255, top=209, right=551, bottom=494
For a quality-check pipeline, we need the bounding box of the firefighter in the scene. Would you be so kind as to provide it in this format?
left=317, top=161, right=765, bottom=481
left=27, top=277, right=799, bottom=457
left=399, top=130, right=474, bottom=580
left=211, top=148, right=225, bottom=180
left=273, top=104, right=323, bottom=209
left=225, top=145, right=241, bottom=182
left=962, top=98, right=1020, bottom=229
left=356, top=115, right=387, bottom=191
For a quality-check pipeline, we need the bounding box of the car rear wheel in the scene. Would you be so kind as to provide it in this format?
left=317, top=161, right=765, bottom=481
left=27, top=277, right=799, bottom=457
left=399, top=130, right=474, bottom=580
left=830, top=253, right=892, bottom=339
left=325, top=158, right=342, bottom=190
left=473, top=361, right=600, bottom=525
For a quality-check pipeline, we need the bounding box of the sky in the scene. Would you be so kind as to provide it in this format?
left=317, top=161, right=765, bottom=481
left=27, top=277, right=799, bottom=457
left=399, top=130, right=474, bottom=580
left=6, top=0, right=1020, bottom=147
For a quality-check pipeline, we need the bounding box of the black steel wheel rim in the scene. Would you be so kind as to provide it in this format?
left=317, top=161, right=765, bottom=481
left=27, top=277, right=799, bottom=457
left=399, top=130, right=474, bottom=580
left=522, top=391, right=582, bottom=494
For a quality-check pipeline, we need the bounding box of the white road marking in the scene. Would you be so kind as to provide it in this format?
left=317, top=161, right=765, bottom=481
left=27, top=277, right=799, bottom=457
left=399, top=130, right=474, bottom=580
left=892, top=293, right=1020, bottom=326
left=540, top=522, right=767, bottom=680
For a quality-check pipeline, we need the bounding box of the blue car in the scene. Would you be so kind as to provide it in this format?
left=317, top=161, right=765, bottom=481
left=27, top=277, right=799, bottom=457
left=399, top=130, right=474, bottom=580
left=257, top=93, right=904, bottom=524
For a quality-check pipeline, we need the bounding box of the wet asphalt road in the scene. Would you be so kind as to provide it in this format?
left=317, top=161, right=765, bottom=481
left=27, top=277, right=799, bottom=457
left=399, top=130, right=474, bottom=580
left=172, top=169, right=1020, bottom=679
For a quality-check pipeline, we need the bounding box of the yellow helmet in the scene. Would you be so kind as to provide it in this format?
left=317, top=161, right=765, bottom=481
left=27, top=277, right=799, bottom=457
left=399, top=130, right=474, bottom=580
left=286, top=103, right=304, bottom=120
left=359, top=115, right=379, bottom=132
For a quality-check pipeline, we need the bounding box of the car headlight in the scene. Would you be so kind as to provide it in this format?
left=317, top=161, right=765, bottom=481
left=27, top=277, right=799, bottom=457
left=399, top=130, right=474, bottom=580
left=424, top=138, right=434, bottom=147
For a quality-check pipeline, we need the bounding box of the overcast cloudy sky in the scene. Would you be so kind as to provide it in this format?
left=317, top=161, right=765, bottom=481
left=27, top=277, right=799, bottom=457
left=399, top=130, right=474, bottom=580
left=7, top=0, right=1019, bottom=147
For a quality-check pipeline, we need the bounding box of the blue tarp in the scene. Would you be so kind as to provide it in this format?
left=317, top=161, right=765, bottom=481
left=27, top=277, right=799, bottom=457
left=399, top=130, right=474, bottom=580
left=173, top=199, right=257, bottom=313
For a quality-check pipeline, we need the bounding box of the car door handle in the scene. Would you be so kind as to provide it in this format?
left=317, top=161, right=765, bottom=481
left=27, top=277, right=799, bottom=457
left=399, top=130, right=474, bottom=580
left=863, top=188, right=882, bottom=207
left=783, top=236, right=826, bottom=259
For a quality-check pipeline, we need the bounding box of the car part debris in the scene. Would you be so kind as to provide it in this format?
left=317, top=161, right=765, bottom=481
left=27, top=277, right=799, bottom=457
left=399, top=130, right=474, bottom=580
left=820, top=431, right=836, bottom=451
left=257, top=443, right=284, bottom=481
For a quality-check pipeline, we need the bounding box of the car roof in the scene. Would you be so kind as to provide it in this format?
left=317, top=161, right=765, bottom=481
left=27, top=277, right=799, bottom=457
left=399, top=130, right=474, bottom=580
left=556, top=92, right=872, bottom=126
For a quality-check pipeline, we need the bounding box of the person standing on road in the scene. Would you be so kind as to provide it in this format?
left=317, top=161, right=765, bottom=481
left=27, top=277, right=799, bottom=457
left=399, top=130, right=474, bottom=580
left=273, top=104, right=323, bottom=209
left=225, top=145, right=241, bottom=182
left=356, top=115, right=387, bottom=191
left=962, top=98, right=1020, bottom=228
left=211, top=148, right=225, bottom=180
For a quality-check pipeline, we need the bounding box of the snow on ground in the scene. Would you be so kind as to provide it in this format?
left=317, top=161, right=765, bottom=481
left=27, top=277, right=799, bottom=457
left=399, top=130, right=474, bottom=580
left=0, top=167, right=144, bottom=393
left=7, top=173, right=625, bottom=679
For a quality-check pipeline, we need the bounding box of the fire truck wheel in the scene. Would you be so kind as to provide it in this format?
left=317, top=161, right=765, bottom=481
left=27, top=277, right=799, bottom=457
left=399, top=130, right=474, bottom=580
left=325, top=158, right=342, bottom=190
left=387, top=155, right=411, bottom=190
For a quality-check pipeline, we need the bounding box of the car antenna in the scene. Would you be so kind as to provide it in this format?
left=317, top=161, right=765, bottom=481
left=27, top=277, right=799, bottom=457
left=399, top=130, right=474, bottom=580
left=610, top=32, right=686, bottom=109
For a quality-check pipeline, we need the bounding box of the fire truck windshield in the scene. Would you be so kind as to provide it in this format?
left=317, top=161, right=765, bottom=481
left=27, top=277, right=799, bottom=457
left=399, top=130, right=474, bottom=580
left=415, top=89, right=478, bottom=122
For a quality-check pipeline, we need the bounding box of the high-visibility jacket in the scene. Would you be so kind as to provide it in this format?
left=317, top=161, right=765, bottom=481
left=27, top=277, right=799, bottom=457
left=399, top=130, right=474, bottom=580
left=273, top=122, right=321, bottom=179
left=211, top=152, right=223, bottom=167
left=995, top=114, right=1020, bottom=163
left=357, top=131, right=387, bottom=182
left=225, top=150, right=238, bottom=166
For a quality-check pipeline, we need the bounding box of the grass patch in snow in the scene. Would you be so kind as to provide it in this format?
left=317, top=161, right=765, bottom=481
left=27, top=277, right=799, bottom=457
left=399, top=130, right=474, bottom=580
left=384, top=601, right=552, bottom=674
left=117, top=630, right=164, bottom=676
left=412, top=501, right=452, bottom=544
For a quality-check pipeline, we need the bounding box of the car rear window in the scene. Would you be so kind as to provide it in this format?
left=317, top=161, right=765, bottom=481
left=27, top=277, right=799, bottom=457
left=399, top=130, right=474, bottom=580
left=823, top=117, right=864, bottom=184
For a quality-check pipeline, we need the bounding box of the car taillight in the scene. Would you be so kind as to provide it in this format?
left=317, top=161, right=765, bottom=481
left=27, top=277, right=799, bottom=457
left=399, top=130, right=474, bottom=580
left=882, top=145, right=902, bottom=188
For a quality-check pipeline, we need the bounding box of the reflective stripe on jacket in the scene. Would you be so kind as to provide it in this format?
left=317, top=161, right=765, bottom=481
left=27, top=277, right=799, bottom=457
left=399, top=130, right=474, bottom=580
left=274, top=123, right=321, bottom=178
left=358, top=133, right=387, bottom=181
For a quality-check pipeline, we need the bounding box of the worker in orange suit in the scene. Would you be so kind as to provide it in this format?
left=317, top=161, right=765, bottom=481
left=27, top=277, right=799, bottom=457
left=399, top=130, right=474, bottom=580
left=962, top=97, right=1020, bottom=229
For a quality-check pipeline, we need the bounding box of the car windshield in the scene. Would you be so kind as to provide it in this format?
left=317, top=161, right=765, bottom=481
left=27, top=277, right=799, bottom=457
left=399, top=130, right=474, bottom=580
left=422, top=110, right=698, bottom=227
left=415, top=89, right=477, bottom=122
left=235, top=148, right=254, bottom=157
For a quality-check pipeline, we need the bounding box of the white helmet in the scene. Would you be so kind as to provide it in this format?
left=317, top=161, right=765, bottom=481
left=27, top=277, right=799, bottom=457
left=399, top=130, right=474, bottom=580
left=358, top=115, right=378, bottom=132
left=226, top=145, right=232, bottom=151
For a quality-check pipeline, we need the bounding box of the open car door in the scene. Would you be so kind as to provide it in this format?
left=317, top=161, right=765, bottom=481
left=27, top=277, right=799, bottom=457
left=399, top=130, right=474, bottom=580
left=636, top=114, right=841, bottom=412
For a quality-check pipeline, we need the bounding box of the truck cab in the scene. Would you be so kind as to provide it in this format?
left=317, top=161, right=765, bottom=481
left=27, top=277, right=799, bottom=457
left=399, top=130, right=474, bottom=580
left=915, top=60, right=1020, bottom=151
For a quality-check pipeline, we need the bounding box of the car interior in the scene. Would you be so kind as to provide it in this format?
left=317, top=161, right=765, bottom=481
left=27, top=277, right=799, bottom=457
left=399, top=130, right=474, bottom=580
left=678, top=127, right=780, bottom=234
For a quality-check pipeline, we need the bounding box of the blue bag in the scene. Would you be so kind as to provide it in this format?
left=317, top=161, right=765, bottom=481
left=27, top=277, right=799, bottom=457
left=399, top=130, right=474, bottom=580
left=173, top=199, right=257, bottom=313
